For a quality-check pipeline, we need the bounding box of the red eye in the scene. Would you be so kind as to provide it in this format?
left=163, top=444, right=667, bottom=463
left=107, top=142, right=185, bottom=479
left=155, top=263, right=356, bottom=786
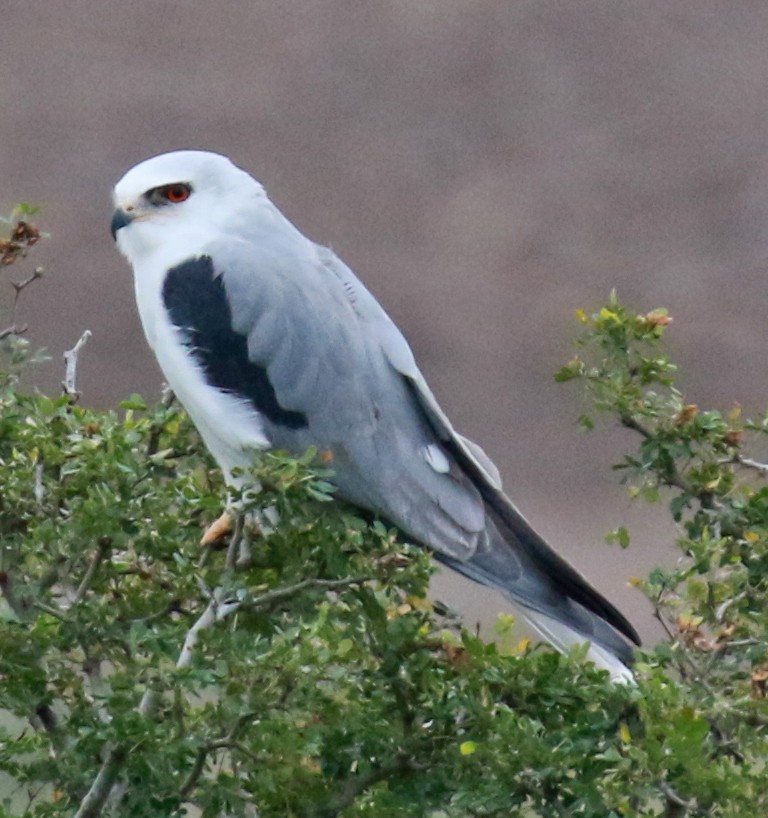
left=163, top=183, right=191, bottom=203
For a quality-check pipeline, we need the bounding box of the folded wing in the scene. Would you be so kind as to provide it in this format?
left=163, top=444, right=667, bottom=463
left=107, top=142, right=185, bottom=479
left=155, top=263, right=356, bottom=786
left=165, top=217, right=638, bottom=676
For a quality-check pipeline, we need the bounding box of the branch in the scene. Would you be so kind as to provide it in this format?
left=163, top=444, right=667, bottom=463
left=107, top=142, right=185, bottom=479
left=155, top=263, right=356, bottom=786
left=29, top=702, right=64, bottom=754
left=620, top=414, right=692, bottom=494
left=12, top=267, right=44, bottom=304
left=0, top=322, right=28, bottom=340
left=225, top=512, right=247, bottom=571
left=0, top=572, right=68, bottom=756
left=242, top=575, right=373, bottom=611
left=619, top=413, right=721, bottom=512
left=62, top=330, right=92, bottom=399
left=176, top=576, right=371, bottom=670
left=309, top=756, right=412, bottom=818
left=32, top=601, right=68, bottom=620
left=75, top=574, right=371, bottom=816
left=178, top=711, right=258, bottom=798
left=729, top=454, right=768, bottom=476
left=72, top=539, right=111, bottom=605
left=173, top=589, right=243, bottom=672
left=72, top=748, right=128, bottom=818
left=660, top=780, right=692, bottom=817
left=73, top=590, right=236, bottom=817
left=34, top=462, right=44, bottom=505
left=0, top=265, right=43, bottom=340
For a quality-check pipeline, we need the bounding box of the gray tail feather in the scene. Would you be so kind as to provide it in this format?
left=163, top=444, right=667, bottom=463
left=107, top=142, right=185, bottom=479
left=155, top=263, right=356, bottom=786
left=436, top=489, right=639, bottom=671
left=438, top=534, right=636, bottom=668
left=434, top=424, right=640, bottom=672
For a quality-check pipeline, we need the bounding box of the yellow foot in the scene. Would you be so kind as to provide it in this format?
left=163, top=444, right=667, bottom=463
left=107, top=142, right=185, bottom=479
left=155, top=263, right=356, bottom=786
left=200, top=510, right=233, bottom=546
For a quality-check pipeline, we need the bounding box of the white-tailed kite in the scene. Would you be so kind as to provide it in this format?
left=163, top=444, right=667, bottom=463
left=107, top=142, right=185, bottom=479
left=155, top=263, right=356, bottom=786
left=111, top=151, right=639, bottom=680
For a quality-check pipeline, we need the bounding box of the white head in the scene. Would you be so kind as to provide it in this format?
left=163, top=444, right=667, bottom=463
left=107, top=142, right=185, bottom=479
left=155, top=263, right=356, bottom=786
left=111, top=150, right=266, bottom=260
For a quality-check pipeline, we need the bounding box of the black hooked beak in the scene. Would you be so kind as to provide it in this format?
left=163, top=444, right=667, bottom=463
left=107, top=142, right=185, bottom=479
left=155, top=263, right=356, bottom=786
left=110, top=208, right=135, bottom=240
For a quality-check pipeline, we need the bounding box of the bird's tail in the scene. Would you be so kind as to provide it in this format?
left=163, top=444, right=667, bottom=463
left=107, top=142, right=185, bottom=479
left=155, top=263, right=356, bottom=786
left=438, top=486, right=640, bottom=683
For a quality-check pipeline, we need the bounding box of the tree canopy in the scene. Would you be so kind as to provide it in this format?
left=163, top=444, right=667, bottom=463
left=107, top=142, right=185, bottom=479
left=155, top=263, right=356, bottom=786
left=1, top=211, right=766, bottom=816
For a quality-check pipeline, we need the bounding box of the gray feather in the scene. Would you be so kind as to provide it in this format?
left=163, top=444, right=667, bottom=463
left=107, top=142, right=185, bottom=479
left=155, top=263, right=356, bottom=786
left=205, top=233, right=487, bottom=559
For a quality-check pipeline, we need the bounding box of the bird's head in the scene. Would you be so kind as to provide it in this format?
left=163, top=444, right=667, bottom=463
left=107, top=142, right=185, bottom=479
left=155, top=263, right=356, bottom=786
left=111, top=150, right=265, bottom=260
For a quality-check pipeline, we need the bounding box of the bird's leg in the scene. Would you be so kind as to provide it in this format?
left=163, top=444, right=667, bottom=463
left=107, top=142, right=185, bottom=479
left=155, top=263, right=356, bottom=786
left=218, top=507, right=278, bottom=570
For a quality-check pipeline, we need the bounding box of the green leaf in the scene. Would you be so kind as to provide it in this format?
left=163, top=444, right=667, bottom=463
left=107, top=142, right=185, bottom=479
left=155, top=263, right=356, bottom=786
left=605, top=526, right=631, bottom=549
left=459, top=741, right=477, bottom=756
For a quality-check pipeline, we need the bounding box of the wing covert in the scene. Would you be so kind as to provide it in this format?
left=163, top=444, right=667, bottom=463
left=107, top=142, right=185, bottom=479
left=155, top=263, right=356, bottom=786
left=201, top=234, right=490, bottom=560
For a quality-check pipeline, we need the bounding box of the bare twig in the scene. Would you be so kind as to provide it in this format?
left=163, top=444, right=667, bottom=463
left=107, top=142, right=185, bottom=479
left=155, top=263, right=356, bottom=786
left=1, top=216, right=43, bottom=338
left=62, top=329, right=92, bottom=399
left=12, top=267, right=44, bottom=304
left=730, top=454, right=768, bottom=476
left=0, top=323, right=28, bottom=340
left=1, top=266, right=43, bottom=340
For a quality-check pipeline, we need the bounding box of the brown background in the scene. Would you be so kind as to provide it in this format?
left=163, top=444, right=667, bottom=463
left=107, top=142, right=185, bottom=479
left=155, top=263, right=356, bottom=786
left=4, top=1, right=768, bottom=644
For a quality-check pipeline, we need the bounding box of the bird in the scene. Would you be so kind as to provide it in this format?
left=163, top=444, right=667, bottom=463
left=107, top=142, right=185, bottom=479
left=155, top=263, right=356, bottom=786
left=111, top=150, right=640, bottom=681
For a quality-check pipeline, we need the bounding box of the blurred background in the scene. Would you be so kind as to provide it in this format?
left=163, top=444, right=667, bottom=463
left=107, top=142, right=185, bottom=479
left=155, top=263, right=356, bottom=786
left=4, top=0, right=768, bottom=645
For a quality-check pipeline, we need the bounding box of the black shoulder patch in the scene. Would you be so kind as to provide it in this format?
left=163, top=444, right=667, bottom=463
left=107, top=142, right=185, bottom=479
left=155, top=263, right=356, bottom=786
left=162, top=256, right=308, bottom=430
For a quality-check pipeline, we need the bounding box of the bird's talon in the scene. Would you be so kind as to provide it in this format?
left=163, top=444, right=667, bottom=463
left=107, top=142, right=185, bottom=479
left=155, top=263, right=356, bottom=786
left=200, top=510, right=233, bottom=546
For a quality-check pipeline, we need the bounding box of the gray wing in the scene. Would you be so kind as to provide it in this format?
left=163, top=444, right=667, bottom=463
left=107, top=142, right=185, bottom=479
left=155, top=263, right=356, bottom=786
left=200, top=216, right=639, bottom=660
left=209, top=222, right=492, bottom=560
